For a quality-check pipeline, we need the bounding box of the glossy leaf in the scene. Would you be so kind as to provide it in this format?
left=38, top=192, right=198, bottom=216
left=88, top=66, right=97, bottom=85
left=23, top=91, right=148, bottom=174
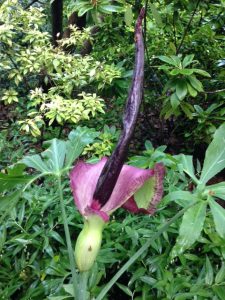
left=176, top=80, right=187, bottom=100
left=200, top=123, right=225, bottom=185
left=209, top=198, right=225, bottom=238
left=205, top=182, right=225, bottom=200
left=171, top=201, right=206, bottom=258
left=176, top=154, right=199, bottom=183
left=182, top=54, right=194, bottom=68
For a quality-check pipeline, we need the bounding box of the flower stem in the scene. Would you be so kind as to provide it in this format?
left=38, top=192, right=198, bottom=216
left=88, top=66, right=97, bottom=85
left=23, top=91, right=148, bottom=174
left=78, top=271, right=89, bottom=300
left=96, top=202, right=197, bottom=300
left=57, top=176, right=78, bottom=299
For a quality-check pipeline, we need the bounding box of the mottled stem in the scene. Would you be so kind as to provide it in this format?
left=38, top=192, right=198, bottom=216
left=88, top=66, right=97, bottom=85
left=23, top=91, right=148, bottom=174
left=93, top=8, right=145, bottom=208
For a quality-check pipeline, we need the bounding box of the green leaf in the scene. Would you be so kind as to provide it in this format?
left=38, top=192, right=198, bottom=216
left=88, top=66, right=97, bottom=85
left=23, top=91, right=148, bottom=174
left=163, top=191, right=198, bottom=207
left=209, top=198, right=225, bottom=238
left=0, top=190, right=21, bottom=212
left=43, top=139, right=66, bottom=174
left=124, top=5, right=133, bottom=26
left=205, top=182, right=225, bottom=200
left=205, top=256, right=214, bottom=285
left=63, top=284, right=74, bottom=296
left=188, top=76, right=203, bottom=92
left=0, top=172, right=35, bottom=192
left=99, top=5, right=123, bottom=13
left=176, top=80, right=188, bottom=100
left=116, top=283, right=133, bottom=297
left=170, top=93, right=180, bottom=109
left=65, top=127, right=99, bottom=168
left=176, top=154, right=199, bottom=183
left=22, top=154, right=51, bottom=173
left=149, top=3, right=163, bottom=27
left=213, top=285, right=225, bottom=300
left=22, top=127, right=98, bottom=175
left=182, top=54, right=194, bottom=68
left=192, top=69, right=211, bottom=77
left=171, top=201, right=206, bottom=258
left=158, top=56, right=178, bottom=67
left=215, top=262, right=225, bottom=284
left=171, top=69, right=194, bottom=76
left=187, top=83, right=198, bottom=97
left=200, top=123, right=225, bottom=185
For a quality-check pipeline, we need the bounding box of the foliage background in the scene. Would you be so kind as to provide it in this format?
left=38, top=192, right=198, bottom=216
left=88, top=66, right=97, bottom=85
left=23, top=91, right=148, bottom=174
left=0, top=0, right=225, bottom=299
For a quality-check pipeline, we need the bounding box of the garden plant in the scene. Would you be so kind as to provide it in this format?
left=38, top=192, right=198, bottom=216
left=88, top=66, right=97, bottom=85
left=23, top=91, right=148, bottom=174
left=1, top=0, right=225, bottom=299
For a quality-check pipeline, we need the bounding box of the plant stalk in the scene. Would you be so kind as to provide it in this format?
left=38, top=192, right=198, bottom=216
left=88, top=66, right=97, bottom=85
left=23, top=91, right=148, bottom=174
left=57, top=176, right=78, bottom=300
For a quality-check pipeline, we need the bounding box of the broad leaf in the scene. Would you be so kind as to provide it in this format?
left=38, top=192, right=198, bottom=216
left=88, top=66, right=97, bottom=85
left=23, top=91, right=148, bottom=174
left=65, top=127, right=99, bottom=168
left=171, top=201, right=206, bottom=258
left=205, top=182, right=225, bottom=200
left=176, top=79, right=187, bottom=100
left=158, top=56, right=178, bottom=67
left=200, top=123, right=225, bottom=185
left=188, top=76, right=203, bottom=92
left=182, top=54, right=194, bottom=68
left=22, top=127, right=98, bottom=176
left=192, top=69, right=211, bottom=78
left=43, top=139, right=66, bottom=174
left=209, top=198, right=225, bottom=238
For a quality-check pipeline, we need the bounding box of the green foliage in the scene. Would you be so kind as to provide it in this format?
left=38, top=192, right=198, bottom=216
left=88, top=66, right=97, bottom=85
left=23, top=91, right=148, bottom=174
left=0, top=0, right=121, bottom=136
left=83, top=125, right=119, bottom=158
left=158, top=54, right=210, bottom=118
left=68, top=0, right=123, bottom=20
left=1, top=0, right=225, bottom=299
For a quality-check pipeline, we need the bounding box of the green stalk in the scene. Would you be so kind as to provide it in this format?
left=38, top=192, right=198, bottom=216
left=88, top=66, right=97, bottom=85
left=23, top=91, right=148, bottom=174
left=96, top=202, right=196, bottom=300
left=57, top=176, right=78, bottom=300
left=78, top=271, right=89, bottom=300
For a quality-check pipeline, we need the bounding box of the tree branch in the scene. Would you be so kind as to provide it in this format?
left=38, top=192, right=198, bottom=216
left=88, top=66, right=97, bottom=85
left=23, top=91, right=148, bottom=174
left=25, top=0, right=40, bottom=10
left=176, top=0, right=201, bottom=54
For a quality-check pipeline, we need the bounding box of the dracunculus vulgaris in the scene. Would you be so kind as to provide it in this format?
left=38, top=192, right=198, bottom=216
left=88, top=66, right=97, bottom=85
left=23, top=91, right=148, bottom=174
left=70, top=8, right=165, bottom=272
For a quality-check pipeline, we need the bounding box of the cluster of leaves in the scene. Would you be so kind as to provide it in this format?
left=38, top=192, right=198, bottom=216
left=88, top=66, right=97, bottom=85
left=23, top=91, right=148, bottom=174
left=0, top=0, right=121, bottom=136
left=83, top=125, right=120, bottom=158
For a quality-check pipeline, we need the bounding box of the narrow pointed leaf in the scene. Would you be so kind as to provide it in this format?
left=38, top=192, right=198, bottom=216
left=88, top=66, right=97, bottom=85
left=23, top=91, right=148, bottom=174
left=176, top=154, right=199, bottom=183
left=209, top=198, right=225, bottom=238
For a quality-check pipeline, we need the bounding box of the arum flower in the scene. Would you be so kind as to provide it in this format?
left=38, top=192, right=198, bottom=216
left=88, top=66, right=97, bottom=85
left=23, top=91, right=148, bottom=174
left=70, top=8, right=165, bottom=272
left=70, top=158, right=165, bottom=271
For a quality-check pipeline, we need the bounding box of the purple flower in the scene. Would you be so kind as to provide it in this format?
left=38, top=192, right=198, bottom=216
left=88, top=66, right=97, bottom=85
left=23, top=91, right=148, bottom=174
left=70, top=157, right=165, bottom=222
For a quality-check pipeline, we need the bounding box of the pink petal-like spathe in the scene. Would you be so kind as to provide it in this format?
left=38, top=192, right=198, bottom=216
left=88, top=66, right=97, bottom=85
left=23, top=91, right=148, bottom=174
left=70, top=158, right=107, bottom=216
left=100, top=165, right=154, bottom=214
left=70, top=158, right=165, bottom=220
left=122, top=163, right=165, bottom=214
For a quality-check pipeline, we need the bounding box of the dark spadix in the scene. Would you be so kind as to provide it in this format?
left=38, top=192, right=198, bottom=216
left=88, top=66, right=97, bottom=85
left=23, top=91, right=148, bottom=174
left=93, top=7, right=146, bottom=208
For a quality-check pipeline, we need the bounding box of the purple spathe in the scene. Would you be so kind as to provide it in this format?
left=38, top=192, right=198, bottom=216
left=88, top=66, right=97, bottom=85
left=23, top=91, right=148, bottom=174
left=70, top=158, right=164, bottom=222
